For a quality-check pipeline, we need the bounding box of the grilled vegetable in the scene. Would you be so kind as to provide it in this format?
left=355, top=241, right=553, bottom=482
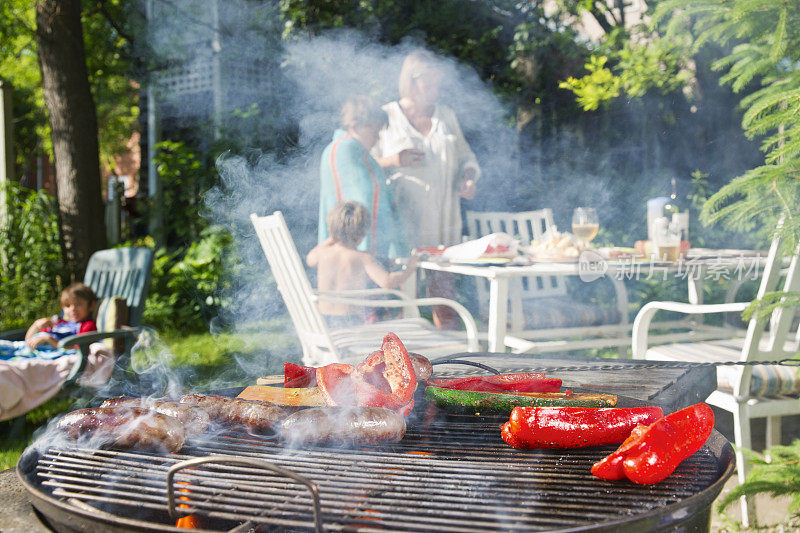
left=316, top=333, right=418, bottom=412
left=427, top=373, right=560, bottom=393
left=501, top=407, right=664, bottom=449
left=591, top=403, right=715, bottom=484
left=284, top=362, right=317, bottom=388
left=425, top=386, right=617, bottom=413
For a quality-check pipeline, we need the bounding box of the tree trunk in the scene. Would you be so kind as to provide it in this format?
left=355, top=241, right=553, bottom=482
left=36, top=0, right=106, bottom=281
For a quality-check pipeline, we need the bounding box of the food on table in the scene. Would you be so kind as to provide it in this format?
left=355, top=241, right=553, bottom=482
left=101, top=397, right=210, bottom=436
left=597, top=247, right=642, bottom=260
left=280, top=406, right=406, bottom=445
left=179, top=394, right=286, bottom=434
left=591, top=403, right=715, bottom=484
left=427, top=373, right=560, bottom=393
left=57, top=407, right=186, bottom=452
left=526, top=229, right=582, bottom=260
left=424, top=386, right=617, bottom=414
left=501, top=406, right=664, bottom=449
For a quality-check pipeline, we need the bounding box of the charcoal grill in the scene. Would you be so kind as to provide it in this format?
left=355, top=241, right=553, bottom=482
left=17, top=404, right=733, bottom=533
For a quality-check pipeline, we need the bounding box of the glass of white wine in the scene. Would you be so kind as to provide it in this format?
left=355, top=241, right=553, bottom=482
left=572, top=207, right=599, bottom=248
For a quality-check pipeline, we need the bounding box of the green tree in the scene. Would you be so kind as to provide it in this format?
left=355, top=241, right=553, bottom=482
left=36, top=0, right=107, bottom=279
left=651, top=0, right=800, bottom=241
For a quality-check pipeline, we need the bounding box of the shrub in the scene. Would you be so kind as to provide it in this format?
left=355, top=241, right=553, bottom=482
left=0, top=181, right=62, bottom=330
left=143, top=225, right=236, bottom=332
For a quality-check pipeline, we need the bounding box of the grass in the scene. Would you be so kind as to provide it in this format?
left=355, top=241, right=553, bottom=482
left=0, top=319, right=300, bottom=470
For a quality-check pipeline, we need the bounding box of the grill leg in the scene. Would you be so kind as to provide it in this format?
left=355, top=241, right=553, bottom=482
left=733, top=407, right=756, bottom=527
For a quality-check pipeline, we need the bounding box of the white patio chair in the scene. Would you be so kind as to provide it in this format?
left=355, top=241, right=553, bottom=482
left=632, top=227, right=800, bottom=526
left=251, top=212, right=479, bottom=366
left=466, top=209, right=628, bottom=353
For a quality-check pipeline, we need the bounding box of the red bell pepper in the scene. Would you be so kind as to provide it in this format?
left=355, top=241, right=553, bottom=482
left=427, top=373, right=559, bottom=393
left=501, top=406, right=664, bottom=449
left=284, top=362, right=317, bottom=388
left=315, top=333, right=417, bottom=413
left=591, top=403, right=715, bottom=485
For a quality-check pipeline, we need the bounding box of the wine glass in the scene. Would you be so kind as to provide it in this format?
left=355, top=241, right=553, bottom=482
left=572, top=207, right=599, bottom=248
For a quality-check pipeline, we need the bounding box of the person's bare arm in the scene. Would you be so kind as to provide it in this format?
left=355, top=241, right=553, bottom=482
left=25, top=316, right=52, bottom=342
left=25, top=316, right=58, bottom=349
left=306, top=238, right=334, bottom=267
left=363, top=253, right=418, bottom=289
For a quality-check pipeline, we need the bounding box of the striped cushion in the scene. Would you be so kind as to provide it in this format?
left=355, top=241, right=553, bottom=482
left=328, top=318, right=471, bottom=365
left=520, top=297, right=622, bottom=330
left=645, top=339, right=800, bottom=397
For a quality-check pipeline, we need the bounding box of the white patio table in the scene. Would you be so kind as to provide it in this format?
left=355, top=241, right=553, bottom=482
left=417, top=250, right=767, bottom=353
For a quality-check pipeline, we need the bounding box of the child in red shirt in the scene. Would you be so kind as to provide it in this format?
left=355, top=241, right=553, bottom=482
left=24, top=282, right=98, bottom=350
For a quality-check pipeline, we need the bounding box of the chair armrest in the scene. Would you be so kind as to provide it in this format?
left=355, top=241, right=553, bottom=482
left=314, top=294, right=479, bottom=352
left=631, top=301, right=749, bottom=358
left=0, top=328, right=27, bottom=342
left=317, top=288, right=412, bottom=300
left=58, top=328, right=140, bottom=382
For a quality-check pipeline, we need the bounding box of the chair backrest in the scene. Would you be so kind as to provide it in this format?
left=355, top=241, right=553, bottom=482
left=735, top=227, right=800, bottom=397
left=83, top=247, right=154, bottom=327
left=250, top=212, right=339, bottom=364
left=465, top=210, right=567, bottom=320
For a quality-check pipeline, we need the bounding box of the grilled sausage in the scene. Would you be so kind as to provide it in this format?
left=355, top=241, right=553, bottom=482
left=57, top=407, right=186, bottom=452
left=280, top=407, right=406, bottom=446
left=101, top=397, right=210, bottom=436
left=179, top=394, right=286, bottom=434
left=409, top=353, right=433, bottom=381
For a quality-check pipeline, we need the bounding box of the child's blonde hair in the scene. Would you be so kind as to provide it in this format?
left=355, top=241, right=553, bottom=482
left=60, top=282, right=97, bottom=306
left=326, top=200, right=369, bottom=248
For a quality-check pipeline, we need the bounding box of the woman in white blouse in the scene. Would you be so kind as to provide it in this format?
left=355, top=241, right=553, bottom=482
left=374, top=50, right=482, bottom=329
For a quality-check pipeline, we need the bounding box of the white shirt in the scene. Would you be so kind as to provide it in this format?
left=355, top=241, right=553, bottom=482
left=374, top=101, right=481, bottom=248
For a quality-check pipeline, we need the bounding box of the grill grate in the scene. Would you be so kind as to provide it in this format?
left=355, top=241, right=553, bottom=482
left=27, top=414, right=727, bottom=532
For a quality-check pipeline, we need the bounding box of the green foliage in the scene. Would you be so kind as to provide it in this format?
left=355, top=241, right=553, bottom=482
left=559, top=55, right=621, bottom=111
left=652, top=0, right=800, bottom=241
left=0, top=181, right=62, bottom=330
left=143, top=225, right=236, bottom=333
left=718, top=441, right=800, bottom=521
left=559, top=31, right=691, bottom=111
left=0, top=0, right=138, bottom=170
left=152, top=140, right=216, bottom=246
left=280, top=0, right=585, bottom=109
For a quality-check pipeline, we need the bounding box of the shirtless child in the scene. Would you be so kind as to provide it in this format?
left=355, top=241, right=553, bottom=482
left=306, top=200, right=418, bottom=328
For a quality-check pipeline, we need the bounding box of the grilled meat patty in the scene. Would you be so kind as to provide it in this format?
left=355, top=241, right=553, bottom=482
left=179, top=393, right=286, bottom=434
left=101, top=397, right=210, bottom=436
left=280, top=406, right=406, bottom=445
left=57, top=407, right=186, bottom=452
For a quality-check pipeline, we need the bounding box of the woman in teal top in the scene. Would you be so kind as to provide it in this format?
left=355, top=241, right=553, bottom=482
left=318, top=96, right=406, bottom=260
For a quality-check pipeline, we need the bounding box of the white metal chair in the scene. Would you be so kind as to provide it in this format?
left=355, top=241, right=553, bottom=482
left=632, top=228, right=800, bottom=526
left=466, top=209, right=628, bottom=353
left=251, top=212, right=479, bottom=366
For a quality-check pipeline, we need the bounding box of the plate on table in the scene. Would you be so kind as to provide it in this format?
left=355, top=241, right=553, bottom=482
left=530, top=254, right=580, bottom=263
left=685, top=248, right=765, bottom=260
left=447, top=257, right=512, bottom=266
